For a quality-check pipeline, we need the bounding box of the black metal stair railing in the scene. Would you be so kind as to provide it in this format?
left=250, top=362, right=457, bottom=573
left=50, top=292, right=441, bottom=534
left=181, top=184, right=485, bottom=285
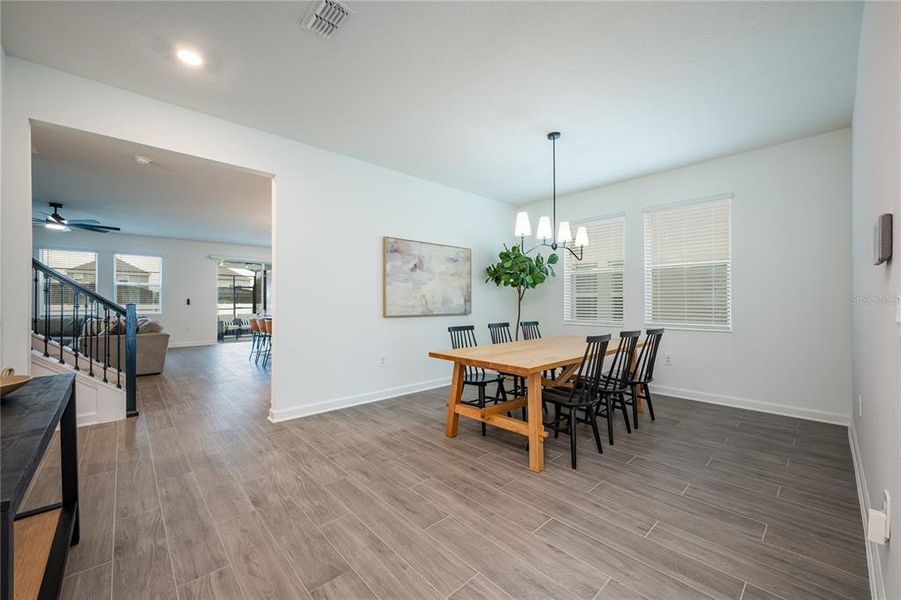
left=31, top=258, right=138, bottom=418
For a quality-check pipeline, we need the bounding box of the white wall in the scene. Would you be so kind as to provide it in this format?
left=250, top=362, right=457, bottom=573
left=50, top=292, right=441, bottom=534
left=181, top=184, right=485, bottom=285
left=522, top=129, right=853, bottom=424
left=1, top=57, right=515, bottom=419
left=31, top=229, right=271, bottom=347
left=849, top=3, right=901, bottom=598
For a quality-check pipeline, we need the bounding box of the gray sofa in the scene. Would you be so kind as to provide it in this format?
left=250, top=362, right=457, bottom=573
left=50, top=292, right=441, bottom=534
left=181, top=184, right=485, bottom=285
left=77, top=319, right=170, bottom=375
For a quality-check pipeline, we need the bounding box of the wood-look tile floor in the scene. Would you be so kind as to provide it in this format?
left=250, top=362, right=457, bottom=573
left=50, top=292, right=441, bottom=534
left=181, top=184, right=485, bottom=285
left=21, top=343, right=869, bottom=600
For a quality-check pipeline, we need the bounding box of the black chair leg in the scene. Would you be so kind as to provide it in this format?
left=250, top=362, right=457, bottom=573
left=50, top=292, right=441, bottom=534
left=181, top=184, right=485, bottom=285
left=644, top=383, right=656, bottom=420
left=478, top=386, right=486, bottom=436
left=632, top=385, right=639, bottom=430
left=619, top=393, right=632, bottom=434
left=606, top=395, right=615, bottom=445
left=569, top=410, right=577, bottom=469
left=587, top=405, right=603, bottom=454
left=553, top=404, right=561, bottom=438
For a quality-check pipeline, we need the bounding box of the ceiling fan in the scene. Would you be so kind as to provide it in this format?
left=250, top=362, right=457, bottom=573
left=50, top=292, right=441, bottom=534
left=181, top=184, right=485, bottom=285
left=33, top=202, right=121, bottom=233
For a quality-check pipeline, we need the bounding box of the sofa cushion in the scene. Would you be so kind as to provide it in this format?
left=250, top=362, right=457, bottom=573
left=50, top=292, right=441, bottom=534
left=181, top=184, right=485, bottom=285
left=138, top=320, right=163, bottom=334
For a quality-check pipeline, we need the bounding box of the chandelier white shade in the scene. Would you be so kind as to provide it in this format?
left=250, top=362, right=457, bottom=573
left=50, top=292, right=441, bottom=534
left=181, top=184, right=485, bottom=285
left=556, top=221, right=572, bottom=244
left=514, top=131, right=587, bottom=260
left=536, top=216, right=553, bottom=241
left=514, top=211, right=532, bottom=237
left=574, top=226, right=589, bottom=248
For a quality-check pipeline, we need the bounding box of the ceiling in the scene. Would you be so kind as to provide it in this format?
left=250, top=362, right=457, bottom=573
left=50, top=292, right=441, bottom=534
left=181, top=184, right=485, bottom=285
left=4, top=1, right=863, bottom=205
left=31, top=122, right=272, bottom=246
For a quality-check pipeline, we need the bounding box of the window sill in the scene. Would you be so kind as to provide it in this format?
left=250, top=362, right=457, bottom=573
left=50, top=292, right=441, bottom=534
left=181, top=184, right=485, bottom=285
left=644, top=324, right=732, bottom=333
left=563, top=321, right=624, bottom=328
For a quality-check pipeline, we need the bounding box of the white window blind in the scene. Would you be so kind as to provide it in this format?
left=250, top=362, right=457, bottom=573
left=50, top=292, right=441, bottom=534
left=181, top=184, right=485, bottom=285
left=39, top=249, right=98, bottom=291
left=115, top=254, right=162, bottom=313
left=643, top=197, right=731, bottom=331
left=39, top=249, right=98, bottom=313
left=564, top=216, right=625, bottom=324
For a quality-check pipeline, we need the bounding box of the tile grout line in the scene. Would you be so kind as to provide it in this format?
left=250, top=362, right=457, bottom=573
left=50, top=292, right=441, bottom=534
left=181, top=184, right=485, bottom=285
left=591, top=578, right=610, bottom=600
left=109, top=421, right=120, bottom=600
left=531, top=516, right=553, bottom=533
left=323, top=485, right=448, bottom=599
left=144, top=406, right=183, bottom=600
left=156, top=376, right=253, bottom=600
left=738, top=581, right=747, bottom=600
left=314, top=513, right=418, bottom=600
left=644, top=520, right=659, bottom=538
left=443, top=573, right=477, bottom=599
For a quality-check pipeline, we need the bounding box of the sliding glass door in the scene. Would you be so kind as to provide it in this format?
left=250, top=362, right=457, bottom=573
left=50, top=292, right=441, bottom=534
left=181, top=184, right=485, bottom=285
left=217, top=261, right=270, bottom=341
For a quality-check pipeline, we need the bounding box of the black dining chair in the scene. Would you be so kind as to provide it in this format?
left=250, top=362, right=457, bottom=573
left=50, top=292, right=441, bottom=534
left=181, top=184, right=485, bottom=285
left=520, top=321, right=542, bottom=341
left=624, top=328, right=664, bottom=428
left=487, top=323, right=528, bottom=421
left=519, top=320, right=556, bottom=380
left=448, top=325, right=507, bottom=436
left=596, top=330, right=640, bottom=444
left=542, top=335, right=611, bottom=468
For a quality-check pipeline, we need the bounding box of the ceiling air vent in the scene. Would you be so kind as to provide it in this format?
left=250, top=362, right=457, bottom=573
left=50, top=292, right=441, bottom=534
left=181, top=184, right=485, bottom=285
left=301, top=0, right=351, bottom=40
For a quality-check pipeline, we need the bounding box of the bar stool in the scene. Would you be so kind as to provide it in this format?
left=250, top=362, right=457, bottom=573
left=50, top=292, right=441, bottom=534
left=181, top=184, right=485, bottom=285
left=260, top=319, right=272, bottom=367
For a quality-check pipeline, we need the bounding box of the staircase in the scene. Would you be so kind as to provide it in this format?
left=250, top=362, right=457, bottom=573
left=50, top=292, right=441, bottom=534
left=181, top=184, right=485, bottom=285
left=31, top=258, right=138, bottom=424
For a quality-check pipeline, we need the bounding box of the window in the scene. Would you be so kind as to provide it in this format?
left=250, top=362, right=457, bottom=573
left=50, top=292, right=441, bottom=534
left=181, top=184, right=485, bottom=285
left=564, top=216, right=625, bottom=324
left=38, top=249, right=98, bottom=313
left=114, top=254, right=162, bottom=313
left=39, top=249, right=98, bottom=290
left=643, top=196, right=731, bottom=331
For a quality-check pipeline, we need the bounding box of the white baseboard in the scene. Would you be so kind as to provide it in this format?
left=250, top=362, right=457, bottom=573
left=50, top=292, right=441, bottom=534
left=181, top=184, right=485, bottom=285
left=167, top=340, right=218, bottom=348
left=268, top=377, right=451, bottom=423
left=650, top=384, right=850, bottom=425
left=849, top=423, right=884, bottom=600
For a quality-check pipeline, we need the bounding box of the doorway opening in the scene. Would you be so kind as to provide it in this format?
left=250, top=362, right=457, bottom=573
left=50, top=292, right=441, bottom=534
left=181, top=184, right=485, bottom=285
left=217, top=260, right=272, bottom=342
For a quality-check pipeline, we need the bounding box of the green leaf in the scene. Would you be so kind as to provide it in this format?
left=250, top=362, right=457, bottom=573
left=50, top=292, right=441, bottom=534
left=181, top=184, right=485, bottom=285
left=548, top=253, right=559, bottom=265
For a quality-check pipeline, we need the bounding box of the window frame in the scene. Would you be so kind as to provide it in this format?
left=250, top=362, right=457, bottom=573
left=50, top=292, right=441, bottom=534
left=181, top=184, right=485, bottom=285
left=38, top=248, right=100, bottom=314
left=113, top=253, right=163, bottom=314
left=563, top=212, right=626, bottom=327
left=38, top=248, right=99, bottom=288
left=642, top=194, right=733, bottom=332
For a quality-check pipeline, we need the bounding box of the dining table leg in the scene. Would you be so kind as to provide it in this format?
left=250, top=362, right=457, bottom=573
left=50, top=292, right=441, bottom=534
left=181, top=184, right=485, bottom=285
left=444, top=362, right=465, bottom=437
left=526, top=372, right=545, bottom=472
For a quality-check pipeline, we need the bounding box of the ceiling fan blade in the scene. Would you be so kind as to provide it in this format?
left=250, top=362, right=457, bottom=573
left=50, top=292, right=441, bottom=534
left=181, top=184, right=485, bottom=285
left=66, top=219, right=100, bottom=225
left=70, top=223, right=121, bottom=232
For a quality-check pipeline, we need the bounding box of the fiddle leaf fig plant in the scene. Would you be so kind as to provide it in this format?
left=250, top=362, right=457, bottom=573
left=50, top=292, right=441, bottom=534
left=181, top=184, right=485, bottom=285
left=485, top=244, right=558, bottom=340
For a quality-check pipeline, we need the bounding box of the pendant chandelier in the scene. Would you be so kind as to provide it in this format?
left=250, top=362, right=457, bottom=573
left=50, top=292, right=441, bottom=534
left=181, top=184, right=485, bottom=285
left=514, top=131, right=588, bottom=260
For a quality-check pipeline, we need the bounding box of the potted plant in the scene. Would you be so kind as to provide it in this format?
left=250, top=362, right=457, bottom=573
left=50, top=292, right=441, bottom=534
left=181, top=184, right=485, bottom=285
left=485, top=245, right=558, bottom=339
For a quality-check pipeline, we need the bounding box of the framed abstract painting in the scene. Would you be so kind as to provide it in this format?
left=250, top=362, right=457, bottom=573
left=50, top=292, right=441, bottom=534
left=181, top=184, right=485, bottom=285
left=383, top=237, right=472, bottom=317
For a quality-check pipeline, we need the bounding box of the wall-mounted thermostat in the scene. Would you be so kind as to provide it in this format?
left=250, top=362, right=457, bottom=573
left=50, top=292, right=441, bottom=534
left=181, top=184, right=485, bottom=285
left=874, top=213, right=892, bottom=265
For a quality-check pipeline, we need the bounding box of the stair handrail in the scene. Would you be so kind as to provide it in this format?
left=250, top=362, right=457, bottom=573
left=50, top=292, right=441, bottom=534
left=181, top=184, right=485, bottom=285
left=32, top=258, right=127, bottom=313
left=32, top=258, right=139, bottom=418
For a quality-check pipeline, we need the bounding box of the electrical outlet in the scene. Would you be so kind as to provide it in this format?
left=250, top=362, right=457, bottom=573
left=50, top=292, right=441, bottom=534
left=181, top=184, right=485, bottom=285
left=664, top=353, right=674, bottom=366
left=379, top=356, right=388, bottom=367
left=858, top=393, right=863, bottom=418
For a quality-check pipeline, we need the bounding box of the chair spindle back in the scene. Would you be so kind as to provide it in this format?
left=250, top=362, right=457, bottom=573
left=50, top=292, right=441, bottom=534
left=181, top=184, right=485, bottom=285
left=487, top=322, right=514, bottom=344
left=520, top=321, right=542, bottom=341
left=448, top=325, right=483, bottom=379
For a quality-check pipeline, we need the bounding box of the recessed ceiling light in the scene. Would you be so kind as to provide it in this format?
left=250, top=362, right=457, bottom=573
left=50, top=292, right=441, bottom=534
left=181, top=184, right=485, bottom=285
left=176, top=48, right=204, bottom=67
left=134, top=155, right=152, bottom=166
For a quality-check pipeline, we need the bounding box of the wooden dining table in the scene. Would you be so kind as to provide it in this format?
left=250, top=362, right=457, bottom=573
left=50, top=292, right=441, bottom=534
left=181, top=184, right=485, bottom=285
left=429, top=335, right=642, bottom=473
